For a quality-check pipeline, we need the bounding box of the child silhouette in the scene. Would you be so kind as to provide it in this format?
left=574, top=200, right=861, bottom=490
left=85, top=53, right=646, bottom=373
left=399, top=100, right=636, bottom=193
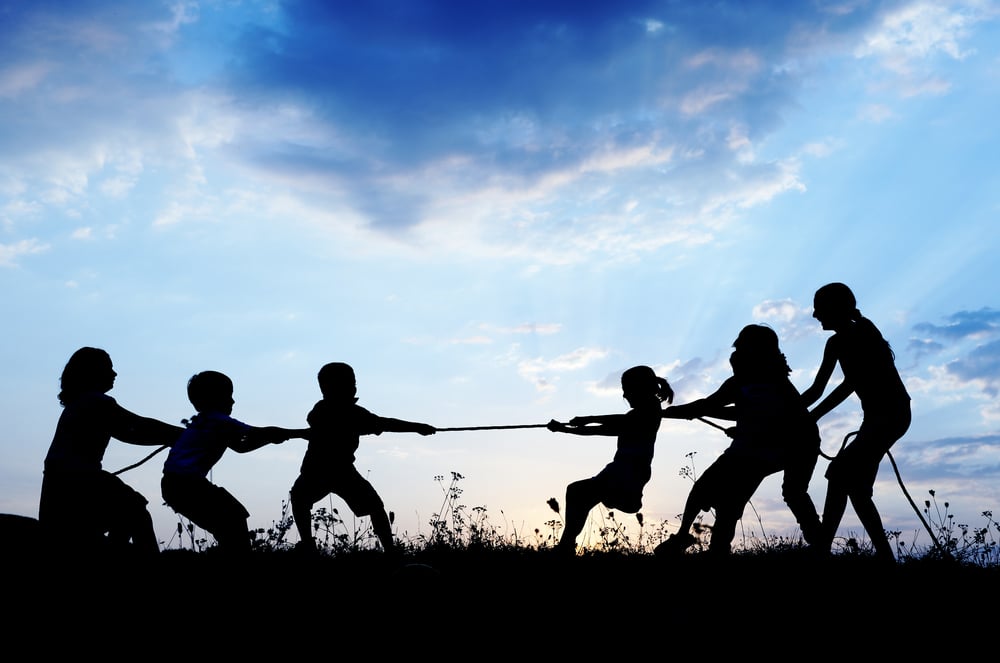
left=161, top=370, right=310, bottom=555
left=39, top=347, right=183, bottom=556
left=801, top=282, right=911, bottom=564
left=547, top=365, right=673, bottom=556
left=289, top=362, right=436, bottom=556
left=657, top=324, right=822, bottom=556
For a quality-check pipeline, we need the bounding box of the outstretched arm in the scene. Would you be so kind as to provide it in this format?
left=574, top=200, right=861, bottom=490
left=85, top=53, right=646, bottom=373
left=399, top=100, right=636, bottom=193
left=663, top=401, right=737, bottom=422
left=377, top=417, right=437, bottom=435
left=567, top=413, right=625, bottom=427
left=233, top=426, right=311, bottom=453
left=546, top=417, right=622, bottom=436
left=702, top=404, right=737, bottom=421
left=111, top=406, right=185, bottom=447
left=662, top=381, right=733, bottom=422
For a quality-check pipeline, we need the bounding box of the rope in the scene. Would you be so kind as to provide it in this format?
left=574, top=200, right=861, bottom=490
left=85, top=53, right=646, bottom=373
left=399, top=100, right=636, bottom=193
left=112, top=423, right=548, bottom=472
left=112, top=444, right=169, bottom=475
left=693, top=417, right=950, bottom=558
left=436, top=423, right=550, bottom=432
left=822, top=429, right=950, bottom=559
left=885, top=448, right=948, bottom=556
left=696, top=417, right=729, bottom=432
left=818, top=429, right=853, bottom=462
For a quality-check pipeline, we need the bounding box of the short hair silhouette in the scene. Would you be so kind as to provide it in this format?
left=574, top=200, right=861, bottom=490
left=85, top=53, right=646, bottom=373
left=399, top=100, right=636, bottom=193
left=317, top=362, right=359, bottom=402
left=187, top=371, right=234, bottom=413
left=318, top=362, right=355, bottom=388
left=290, top=360, right=436, bottom=556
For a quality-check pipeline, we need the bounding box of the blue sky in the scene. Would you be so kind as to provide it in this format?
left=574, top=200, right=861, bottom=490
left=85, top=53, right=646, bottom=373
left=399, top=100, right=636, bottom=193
left=2, top=0, right=999, bottom=552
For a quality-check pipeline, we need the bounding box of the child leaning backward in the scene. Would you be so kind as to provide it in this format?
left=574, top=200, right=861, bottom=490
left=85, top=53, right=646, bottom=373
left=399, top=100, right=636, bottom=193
left=161, top=370, right=310, bottom=555
left=289, top=362, right=436, bottom=556
left=546, top=365, right=674, bottom=557
left=656, top=324, right=822, bottom=557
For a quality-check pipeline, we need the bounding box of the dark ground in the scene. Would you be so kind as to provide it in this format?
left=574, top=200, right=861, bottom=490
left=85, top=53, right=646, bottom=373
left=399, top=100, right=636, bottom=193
left=4, top=513, right=997, bottom=654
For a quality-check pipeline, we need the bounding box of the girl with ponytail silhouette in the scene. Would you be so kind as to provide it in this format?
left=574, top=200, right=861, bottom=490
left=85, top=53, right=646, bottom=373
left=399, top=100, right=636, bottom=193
left=802, top=283, right=911, bottom=564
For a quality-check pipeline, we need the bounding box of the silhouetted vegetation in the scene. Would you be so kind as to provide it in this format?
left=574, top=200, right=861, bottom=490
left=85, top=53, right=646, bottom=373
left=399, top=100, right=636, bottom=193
left=5, top=471, right=998, bottom=655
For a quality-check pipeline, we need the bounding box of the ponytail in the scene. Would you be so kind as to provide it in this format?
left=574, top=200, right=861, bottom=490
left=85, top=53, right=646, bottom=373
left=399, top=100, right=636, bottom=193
left=856, top=311, right=895, bottom=360
left=622, top=365, right=674, bottom=403
left=656, top=377, right=674, bottom=404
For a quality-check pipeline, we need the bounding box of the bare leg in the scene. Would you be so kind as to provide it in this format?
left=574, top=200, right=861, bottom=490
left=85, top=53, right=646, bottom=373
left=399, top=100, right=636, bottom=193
left=782, top=453, right=822, bottom=545
left=214, top=518, right=252, bottom=554
left=675, top=489, right=703, bottom=539
left=129, top=509, right=161, bottom=556
left=369, top=508, right=396, bottom=553
left=290, top=496, right=315, bottom=548
left=653, top=480, right=706, bottom=556
left=851, top=493, right=894, bottom=562
left=709, top=506, right=739, bottom=556
left=819, top=486, right=849, bottom=552
left=559, top=479, right=600, bottom=553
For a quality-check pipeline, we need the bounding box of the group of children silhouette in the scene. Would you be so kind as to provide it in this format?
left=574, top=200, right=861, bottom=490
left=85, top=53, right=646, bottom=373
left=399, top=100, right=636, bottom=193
left=38, top=282, right=911, bottom=563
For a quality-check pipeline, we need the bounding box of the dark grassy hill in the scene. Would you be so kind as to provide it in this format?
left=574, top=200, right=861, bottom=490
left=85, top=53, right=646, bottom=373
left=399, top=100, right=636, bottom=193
left=7, top=541, right=996, bottom=654
left=5, top=511, right=996, bottom=655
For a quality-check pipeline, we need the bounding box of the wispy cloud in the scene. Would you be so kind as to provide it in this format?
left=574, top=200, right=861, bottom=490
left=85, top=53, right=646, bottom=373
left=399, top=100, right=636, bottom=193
left=944, top=340, right=1000, bottom=396
left=855, top=1, right=990, bottom=96
left=0, top=238, right=48, bottom=266
left=517, top=346, right=610, bottom=392
left=913, top=308, right=1000, bottom=340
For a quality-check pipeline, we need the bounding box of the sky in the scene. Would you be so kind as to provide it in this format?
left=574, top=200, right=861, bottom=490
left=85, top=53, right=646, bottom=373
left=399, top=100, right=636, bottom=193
left=2, top=0, right=999, bottom=554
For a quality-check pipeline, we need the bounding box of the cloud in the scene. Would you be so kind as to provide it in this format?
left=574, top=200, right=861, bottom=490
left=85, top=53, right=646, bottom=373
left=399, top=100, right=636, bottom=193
left=753, top=298, right=802, bottom=324
left=448, top=336, right=493, bottom=346
left=859, top=2, right=978, bottom=62
left=0, top=238, right=49, bottom=266
left=906, top=337, right=945, bottom=362
left=913, top=307, right=1000, bottom=340
left=517, top=346, right=609, bottom=392
left=0, top=63, right=52, bottom=98
left=944, top=340, right=1000, bottom=396
left=143, top=0, right=200, bottom=42
left=896, top=433, right=1000, bottom=481
left=654, top=357, right=727, bottom=403
left=858, top=103, right=895, bottom=122
left=854, top=1, right=991, bottom=97
left=752, top=298, right=817, bottom=342
left=198, top=1, right=835, bottom=243
left=444, top=322, right=562, bottom=347
left=1, top=0, right=990, bottom=268
left=481, top=322, right=563, bottom=336
left=900, top=306, right=1000, bottom=427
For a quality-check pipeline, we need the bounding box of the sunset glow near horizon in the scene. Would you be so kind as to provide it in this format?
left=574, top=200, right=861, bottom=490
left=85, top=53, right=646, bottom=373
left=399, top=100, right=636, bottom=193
left=2, top=1, right=999, bottom=553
